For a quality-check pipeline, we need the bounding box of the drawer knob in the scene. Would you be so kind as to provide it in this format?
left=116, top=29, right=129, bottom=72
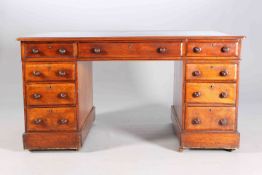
left=57, top=70, right=67, bottom=77
left=192, top=70, right=201, bottom=77
left=33, top=118, right=43, bottom=125
left=32, top=93, right=41, bottom=99
left=32, top=71, right=41, bottom=76
left=58, top=48, right=67, bottom=54
left=220, top=70, right=228, bottom=76
left=193, top=47, right=201, bottom=53
left=221, top=47, right=230, bottom=53
left=157, top=47, right=167, bottom=54
left=92, top=48, right=101, bottom=54
left=58, top=92, right=68, bottom=98
left=218, top=119, right=228, bottom=126
left=192, top=118, right=201, bottom=125
left=32, top=48, right=39, bottom=54
left=219, top=92, right=228, bottom=98
left=192, top=91, right=201, bottom=98
left=58, top=118, right=69, bottom=125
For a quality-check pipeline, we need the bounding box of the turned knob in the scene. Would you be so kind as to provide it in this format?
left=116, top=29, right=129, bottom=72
left=32, top=71, right=41, bottom=76
left=157, top=47, right=167, bottom=54
left=192, top=91, right=201, bottom=98
left=58, top=48, right=67, bottom=54
left=192, top=118, right=201, bottom=125
left=58, top=92, right=68, bottom=98
left=220, top=70, right=228, bottom=76
left=192, top=70, right=201, bottom=77
left=218, top=119, right=228, bottom=126
left=92, top=48, right=101, bottom=54
left=57, top=70, right=67, bottom=77
left=33, top=118, right=43, bottom=125
left=32, top=48, right=39, bottom=54
left=221, top=47, right=230, bottom=53
left=193, top=47, right=201, bottom=53
left=32, top=93, right=41, bottom=99
left=58, top=118, right=69, bottom=125
left=219, top=92, right=228, bottom=98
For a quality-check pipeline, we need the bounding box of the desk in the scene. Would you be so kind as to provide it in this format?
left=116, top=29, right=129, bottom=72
left=17, top=31, right=244, bottom=151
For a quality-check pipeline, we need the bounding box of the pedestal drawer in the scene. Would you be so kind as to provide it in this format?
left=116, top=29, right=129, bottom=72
left=25, top=63, right=76, bottom=82
left=185, top=107, right=236, bottom=131
left=186, top=64, right=237, bottom=81
left=186, top=83, right=236, bottom=104
left=186, top=41, right=238, bottom=57
left=24, top=42, right=75, bottom=59
left=26, top=83, right=76, bottom=106
left=26, top=107, right=77, bottom=131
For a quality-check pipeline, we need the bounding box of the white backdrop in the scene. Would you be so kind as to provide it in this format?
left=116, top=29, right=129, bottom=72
left=1, top=1, right=262, bottom=175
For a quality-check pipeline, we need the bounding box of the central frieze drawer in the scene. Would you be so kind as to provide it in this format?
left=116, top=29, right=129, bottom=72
left=27, top=107, right=77, bottom=131
left=186, top=83, right=236, bottom=104
left=26, top=83, right=76, bottom=106
left=78, top=42, right=182, bottom=58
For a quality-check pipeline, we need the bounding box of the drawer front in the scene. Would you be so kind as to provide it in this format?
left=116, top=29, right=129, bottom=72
left=24, top=43, right=75, bottom=58
left=27, top=107, right=77, bottom=131
left=26, top=83, right=76, bottom=106
left=186, top=83, right=236, bottom=104
left=187, top=41, right=238, bottom=57
left=78, top=42, right=182, bottom=58
left=185, top=107, right=236, bottom=131
left=186, top=64, right=237, bottom=81
left=25, top=63, right=76, bottom=82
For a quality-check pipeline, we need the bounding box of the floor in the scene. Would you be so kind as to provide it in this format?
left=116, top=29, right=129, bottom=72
left=0, top=100, right=261, bottom=175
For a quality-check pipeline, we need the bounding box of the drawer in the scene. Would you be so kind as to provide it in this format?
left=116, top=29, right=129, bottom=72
left=78, top=42, right=182, bottom=58
left=187, top=41, right=238, bottom=57
left=186, top=83, right=236, bottom=104
left=27, top=107, right=77, bottom=131
left=24, top=43, right=75, bottom=58
left=186, top=64, right=237, bottom=81
left=185, top=107, right=236, bottom=131
left=26, top=83, right=76, bottom=106
left=25, top=63, right=76, bottom=82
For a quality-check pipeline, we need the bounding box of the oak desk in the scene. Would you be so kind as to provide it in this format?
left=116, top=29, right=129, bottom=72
left=17, top=31, right=244, bottom=151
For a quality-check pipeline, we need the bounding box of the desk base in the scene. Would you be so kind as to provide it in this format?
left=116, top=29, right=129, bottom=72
left=23, top=107, right=95, bottom=150
left=171, top=106, right=240, bottom=152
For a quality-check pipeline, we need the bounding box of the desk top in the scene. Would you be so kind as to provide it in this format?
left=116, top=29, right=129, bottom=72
left=17, top=31, right=244, bottom=41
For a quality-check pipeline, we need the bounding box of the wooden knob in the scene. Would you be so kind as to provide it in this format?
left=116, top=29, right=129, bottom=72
left=33, top=118, right=43, bottom=125
left=32, top=71, right=41, bottom=76
left=192, top=118, right=201, bottom=125
left=57, top=70, right=67, bottom=77
left=92, top=48, right=101, bottom=54
left=58, top=119, right=69, bottom=125
left=192, top=70, right=201, bottom=77
left=218, top=119, right=227, bottom=126
left=221, top=47, right=230, bottom=53
left=157, top=47, right=167, bottom=54
left=58, top=92, right=68, bottom=98
left=220, top=70, right=228, bottom=76
left=192, top=91, right=201, bottom=98
left=219, top=92, right=228, bottom=98
left=193, top=47, right=201, bottom=53
left=58, top=48, right=67, bottom=54
left=32, top=48, right=39, bottom=54
left=32, top=93, right=41, bottom=99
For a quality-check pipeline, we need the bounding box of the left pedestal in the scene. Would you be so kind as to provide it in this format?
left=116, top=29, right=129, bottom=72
left=20, top=42, right=94, bottom=150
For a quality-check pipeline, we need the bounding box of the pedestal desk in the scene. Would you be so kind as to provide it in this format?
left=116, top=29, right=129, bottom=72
left=17, top=31, right=245, bottom=151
